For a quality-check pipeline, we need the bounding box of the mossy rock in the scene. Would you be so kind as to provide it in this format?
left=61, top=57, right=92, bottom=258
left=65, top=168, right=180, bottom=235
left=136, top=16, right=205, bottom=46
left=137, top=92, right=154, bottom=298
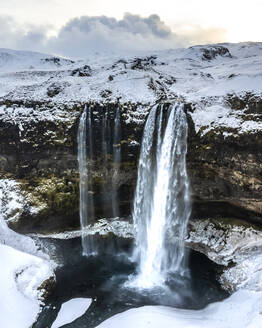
left=20, top=174, right=79, bottom=217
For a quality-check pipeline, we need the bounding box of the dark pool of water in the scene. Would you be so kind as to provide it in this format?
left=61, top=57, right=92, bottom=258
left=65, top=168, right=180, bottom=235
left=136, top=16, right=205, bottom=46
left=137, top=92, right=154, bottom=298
left=33, top=237, right=228, bottom=328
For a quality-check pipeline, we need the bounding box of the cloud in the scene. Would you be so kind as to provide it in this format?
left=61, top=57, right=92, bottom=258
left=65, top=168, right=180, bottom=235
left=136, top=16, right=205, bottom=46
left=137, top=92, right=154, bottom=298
left=0, top=15, right=50, bottom=52
left=47, top=13, right=186, bottom=57
left=175, top=25, right=227, bottom=46
left=0, top=13, right=227, bottom=58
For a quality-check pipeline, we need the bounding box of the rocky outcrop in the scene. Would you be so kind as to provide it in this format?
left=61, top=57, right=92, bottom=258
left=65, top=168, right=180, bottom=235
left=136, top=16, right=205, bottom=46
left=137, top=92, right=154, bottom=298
left=187, top=93, right=262, bottom=227
left=187, top=218, right=262, bottom=292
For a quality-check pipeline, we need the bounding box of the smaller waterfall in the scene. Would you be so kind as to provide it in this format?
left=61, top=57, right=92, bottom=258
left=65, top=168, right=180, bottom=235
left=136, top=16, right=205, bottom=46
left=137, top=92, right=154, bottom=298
left=102, top=108, right=110, bottom=179
left=78, top=105, right=122, bottom=256
left=112, top=107, right=121, bottom=218
left=77, top=106, right=96, bottom=256
left=132, top=103, right=191, bottom=288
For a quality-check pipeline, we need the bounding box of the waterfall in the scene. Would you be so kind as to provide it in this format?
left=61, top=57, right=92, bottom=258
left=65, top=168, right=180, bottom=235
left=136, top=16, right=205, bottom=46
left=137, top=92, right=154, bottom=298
left=77, top=105, right=95, bottom=256
left=132, top=103, right=191, bottom=288
left=78, top=105, right=122, bottom=256
left=101, top=107, right=121, bottom=218
left=112, top=107, right=121, bottom=218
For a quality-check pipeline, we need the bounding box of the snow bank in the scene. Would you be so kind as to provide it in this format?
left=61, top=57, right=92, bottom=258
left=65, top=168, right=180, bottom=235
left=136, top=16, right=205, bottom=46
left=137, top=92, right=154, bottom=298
left=98, top=290, right=262, bottom=328
left=0, top=178, right=55, bottom=328
left=0, top=243, right=53, bottom=328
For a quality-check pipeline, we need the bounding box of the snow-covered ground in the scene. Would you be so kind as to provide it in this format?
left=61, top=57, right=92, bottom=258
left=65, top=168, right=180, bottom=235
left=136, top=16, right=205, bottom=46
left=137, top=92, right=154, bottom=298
left=0, top=243, right=54, bottom=328
left=0, top=42, right=261, bottom=134
left=0, top=179, right=55, bottom=328
left=98, top=290, right=262, bottom=328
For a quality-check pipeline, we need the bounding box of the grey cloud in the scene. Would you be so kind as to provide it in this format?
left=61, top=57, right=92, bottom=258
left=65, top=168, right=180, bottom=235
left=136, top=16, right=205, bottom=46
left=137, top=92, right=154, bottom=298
left=48, top=13, right=181, bottom=57
left=0, top=13, right=227, bottom=58
left=61, top=13, right=172, bottom=37
left=0, top=15, right=49, bottom=52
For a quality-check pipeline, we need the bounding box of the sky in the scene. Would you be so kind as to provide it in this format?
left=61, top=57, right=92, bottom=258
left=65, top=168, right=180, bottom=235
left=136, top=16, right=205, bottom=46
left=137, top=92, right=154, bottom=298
left=0, top=0, right=261, bottom=57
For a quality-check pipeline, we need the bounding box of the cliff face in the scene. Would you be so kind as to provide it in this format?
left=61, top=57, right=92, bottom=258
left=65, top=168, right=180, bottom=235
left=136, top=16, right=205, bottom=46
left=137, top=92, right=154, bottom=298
left=1, top=99, right=262, bottom=235
left=0, top=43, right=262, bottom=235
left=0, top=101, right=146, bottom=233
left=187, top=97, right=262, bottom=227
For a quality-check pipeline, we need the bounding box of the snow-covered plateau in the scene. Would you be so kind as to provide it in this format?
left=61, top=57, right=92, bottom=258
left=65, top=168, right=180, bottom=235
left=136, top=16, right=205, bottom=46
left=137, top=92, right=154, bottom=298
left=0, top=42, right=262, bottom=134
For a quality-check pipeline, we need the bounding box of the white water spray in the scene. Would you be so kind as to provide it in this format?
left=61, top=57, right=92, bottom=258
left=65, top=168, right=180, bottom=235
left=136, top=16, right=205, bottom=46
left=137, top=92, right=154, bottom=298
left=132, top=103, right=191, bottom=288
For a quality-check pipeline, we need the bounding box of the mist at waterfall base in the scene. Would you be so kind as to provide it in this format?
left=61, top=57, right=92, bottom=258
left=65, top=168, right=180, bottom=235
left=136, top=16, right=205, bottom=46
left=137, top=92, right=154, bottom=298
left=35, top=237, right=228, bottom=328
left=34, top=104, right=228, bottom=326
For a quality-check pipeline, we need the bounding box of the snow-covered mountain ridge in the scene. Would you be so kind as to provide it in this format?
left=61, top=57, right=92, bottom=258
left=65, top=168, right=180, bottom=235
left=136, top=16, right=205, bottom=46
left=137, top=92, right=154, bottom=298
left=0, top=42, right=262, bottom=135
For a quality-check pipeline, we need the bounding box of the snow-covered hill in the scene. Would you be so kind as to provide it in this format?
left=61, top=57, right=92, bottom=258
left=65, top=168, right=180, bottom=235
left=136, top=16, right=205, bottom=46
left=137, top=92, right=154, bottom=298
left=0, top=48, right=74, bottom=71
left=0, top=42, right=262, bottom=135
left=1, top=42, right=262, bottom=100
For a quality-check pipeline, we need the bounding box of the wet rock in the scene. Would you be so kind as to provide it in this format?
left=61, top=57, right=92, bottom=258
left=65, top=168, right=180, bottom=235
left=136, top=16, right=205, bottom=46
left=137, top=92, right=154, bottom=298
left=37, top=275, right=56, bottom=301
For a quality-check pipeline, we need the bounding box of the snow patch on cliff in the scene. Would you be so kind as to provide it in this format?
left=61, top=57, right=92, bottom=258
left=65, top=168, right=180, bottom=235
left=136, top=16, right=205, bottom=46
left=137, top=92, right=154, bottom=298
left=0, top=179, right=25, bottom=222
left=190, top=104, right=262, bottom=136
left=0, top=103, right=79, bottom=132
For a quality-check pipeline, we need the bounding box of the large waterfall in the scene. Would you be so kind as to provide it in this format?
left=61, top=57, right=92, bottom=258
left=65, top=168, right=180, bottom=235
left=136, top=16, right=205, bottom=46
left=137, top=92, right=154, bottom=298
left=77, top=105, right=122, bottom=256
left=77, top=105, right=95, bottom=256
left=132, top=103, right=191, bottom=288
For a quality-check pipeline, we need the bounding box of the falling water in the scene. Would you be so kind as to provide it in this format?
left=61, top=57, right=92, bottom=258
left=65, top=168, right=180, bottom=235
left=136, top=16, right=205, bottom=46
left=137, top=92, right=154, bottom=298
left=112, top=107, right=121, bottom=218
left=78, top=106, right=122, bottom=256
left=132, top=103, right=191, bottom=288
left=77, top=105, right=96, bottom=256
left=102, top=108, right=110, bottom=179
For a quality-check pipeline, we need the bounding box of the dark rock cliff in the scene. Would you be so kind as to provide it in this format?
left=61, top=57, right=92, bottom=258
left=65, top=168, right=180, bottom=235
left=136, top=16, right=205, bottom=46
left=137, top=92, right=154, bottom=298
left=0, top=97, right=262, bottom=234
